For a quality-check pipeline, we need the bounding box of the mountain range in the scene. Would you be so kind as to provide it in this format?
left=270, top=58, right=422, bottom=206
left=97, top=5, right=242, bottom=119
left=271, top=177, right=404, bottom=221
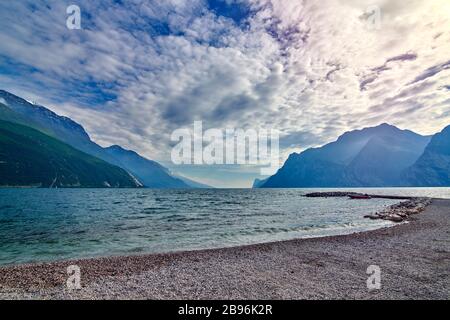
left=104, top=145, right=188, bottom=188
left=1, top=90, right=448, bottom=189
left=0, top=90, right=208, bottom=188
left=258, top=123, right=450, bottom=188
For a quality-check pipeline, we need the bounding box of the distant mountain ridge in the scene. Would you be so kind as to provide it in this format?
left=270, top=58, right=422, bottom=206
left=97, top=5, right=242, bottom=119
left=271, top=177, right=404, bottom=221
left=2, top=90, right=447, bottom=189
left=104, top=145, right=190, bottom=188
left=252, top=178, right=269, bottom=188
left=402, top=125, right=450, bottom=186
left=258, top=123, right=449, bottom=188
left=0, top=90, right=205, bottom=188
left=176, top=175, right=212, bottom=189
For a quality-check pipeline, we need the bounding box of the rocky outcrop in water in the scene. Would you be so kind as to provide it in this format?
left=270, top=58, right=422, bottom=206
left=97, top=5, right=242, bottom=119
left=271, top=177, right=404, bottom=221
left=304, top=192, right=432, bottom=223
left=305, top=192, right=411, bottom=200
left=305, top=192, right=361, bottom=197
left=364, top=198, right=432, bottom=223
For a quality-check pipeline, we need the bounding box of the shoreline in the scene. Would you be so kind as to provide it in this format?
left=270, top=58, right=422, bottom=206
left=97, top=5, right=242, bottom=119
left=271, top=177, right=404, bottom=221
left=305, top=192, right=432, bottom=222
left=0, top=221, right=398, bottom=270
left=0, top=198, right=448, bottom=299
left=0, top=217, right=397, bottom=269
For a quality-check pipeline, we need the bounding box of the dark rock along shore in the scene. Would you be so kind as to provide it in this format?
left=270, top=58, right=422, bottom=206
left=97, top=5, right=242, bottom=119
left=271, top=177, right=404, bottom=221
left=305, top=192, right=432, bottom=223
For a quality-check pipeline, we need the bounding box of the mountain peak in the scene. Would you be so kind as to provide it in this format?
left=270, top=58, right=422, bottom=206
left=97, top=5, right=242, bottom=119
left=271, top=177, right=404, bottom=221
left=340, top=123, right=397, bottom=136
left=441, top=124, right=450, bottom=133
left=260, top=123, right=432, bottom=188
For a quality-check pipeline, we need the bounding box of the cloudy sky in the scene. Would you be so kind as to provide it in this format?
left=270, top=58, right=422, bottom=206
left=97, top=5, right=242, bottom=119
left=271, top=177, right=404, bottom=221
left=0, top=0, right=449, bottom=187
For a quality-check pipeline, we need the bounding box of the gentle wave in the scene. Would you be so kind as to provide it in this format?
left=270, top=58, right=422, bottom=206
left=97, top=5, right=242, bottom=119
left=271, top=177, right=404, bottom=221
left=0, top=187, right=446, bottom=265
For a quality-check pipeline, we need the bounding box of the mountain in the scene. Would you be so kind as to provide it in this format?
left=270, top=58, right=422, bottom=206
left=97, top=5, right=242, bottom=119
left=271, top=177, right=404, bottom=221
left=252, top=178, right=269, bottom=188
left=0, top=90, right=119, bottom=166
left=0, top=90, right=208, bottom=188
left=345, top=129, right=431, bottom=186
left=104, top=145, right=190, bottom=188
left=176, top=175, right=212, bottom=188
left=402, top=125, right=450, bottom=186
left=260, top=124, right=431, bottom=188
left=0, top=120, right=141, bottom=188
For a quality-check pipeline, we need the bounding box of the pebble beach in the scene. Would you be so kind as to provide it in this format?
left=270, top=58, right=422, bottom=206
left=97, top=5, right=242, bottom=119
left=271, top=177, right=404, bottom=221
left=0, top=199, right=449, bottom=300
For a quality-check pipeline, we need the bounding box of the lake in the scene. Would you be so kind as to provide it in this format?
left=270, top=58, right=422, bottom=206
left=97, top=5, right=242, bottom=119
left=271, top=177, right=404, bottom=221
left=0, top=188, right=448, bottom=265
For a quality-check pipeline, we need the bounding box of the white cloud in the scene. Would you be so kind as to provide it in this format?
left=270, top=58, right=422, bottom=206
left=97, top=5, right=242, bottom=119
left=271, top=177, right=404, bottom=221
left=0, top=0, right=449, bottom=186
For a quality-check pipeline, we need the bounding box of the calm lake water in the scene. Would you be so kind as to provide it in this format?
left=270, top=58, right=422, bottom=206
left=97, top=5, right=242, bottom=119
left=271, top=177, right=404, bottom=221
left=0, top=188, right=448, bottom=265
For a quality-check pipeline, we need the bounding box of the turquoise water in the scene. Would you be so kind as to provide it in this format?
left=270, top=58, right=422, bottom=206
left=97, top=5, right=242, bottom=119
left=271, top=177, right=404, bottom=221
left=0, top=188, right=448, bottom=265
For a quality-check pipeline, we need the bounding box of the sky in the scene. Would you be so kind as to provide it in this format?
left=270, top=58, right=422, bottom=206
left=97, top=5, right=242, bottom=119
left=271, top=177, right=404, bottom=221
left=0, top=0, right=449, bottom=187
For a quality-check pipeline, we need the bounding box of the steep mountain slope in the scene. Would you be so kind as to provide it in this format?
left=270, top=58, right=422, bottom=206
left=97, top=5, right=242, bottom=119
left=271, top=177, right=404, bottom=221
left=0, top=90, right=208, bottom=188
left=402, top=125, right=450, bottom=186
left=0, top=90, right=119, bottom=166
left=260, top=124, right=431, bottom=188
left=0, top=101, right=31, bottom=125
left=252, top=178, right=269, bottom=188
left=261, top=152, right=347, bottom=188
left=176, top=175, right=212, bottom=188
left=104, top=145, right=190, bottom=188
left=346, top=132, right=430, bottom=186
left=0, top=120, right=141, bottom=188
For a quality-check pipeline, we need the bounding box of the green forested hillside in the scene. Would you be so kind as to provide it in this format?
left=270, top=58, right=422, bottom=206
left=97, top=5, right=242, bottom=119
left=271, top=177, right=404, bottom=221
left=0, top=120, right=141, bottom=188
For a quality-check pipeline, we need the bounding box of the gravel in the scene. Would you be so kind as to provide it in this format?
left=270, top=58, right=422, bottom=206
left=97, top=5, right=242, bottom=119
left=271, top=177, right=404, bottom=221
left=0, top=199, right=449, bottom=300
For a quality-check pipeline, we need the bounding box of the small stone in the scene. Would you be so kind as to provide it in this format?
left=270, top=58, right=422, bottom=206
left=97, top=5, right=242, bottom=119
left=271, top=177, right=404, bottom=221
left=364, top=215, right=379, bottom=220
left=387, top=214, right=404, bottom=222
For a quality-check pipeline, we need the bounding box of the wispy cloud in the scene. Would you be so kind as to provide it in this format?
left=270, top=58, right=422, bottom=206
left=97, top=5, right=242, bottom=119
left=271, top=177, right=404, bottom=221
left=0, top=0, right=449, bottom=186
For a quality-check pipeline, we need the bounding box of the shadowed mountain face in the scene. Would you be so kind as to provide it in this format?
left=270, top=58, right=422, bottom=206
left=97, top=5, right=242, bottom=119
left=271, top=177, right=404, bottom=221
left=0, top=120, right=141, bottom=188
left=0, top=90, right=119, bottom=166
left=0, top=90, right=205, bottom=188
left=252, top=178, right=269, bottom=188
left=346, top=132, right=432, bottom=186
left=260, top=124, right=432, bottom=188
left=104, top=146, right=190, bottom=189
left=402, top=125, right=450, bottom=186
